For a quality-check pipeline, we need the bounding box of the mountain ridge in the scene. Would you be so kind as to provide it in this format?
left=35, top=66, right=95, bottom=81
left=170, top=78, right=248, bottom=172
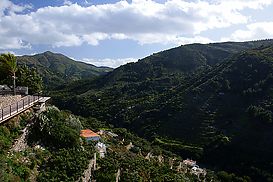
left=17, top=51, right=113, bottom=88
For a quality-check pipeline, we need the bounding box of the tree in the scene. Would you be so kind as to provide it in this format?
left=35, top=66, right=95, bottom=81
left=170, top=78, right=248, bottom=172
left=0, top=53, right=18, bottom=95
left=28, top=106, right=81, bottom=149
left=17, top=65, right=43, bottom=94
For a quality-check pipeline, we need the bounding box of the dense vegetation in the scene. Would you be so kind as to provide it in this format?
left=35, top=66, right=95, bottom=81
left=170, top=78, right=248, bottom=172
left=0, top=112, right=37, bottom=181
left=0, top=53, right=43, bottom=94
left=51, top=40, right=273, bottom=181
left=27, top=107, right=95, bottom=181
left=1, top=105, right=220, bottom=181
left=2, top=40, right=273, bottom=181
left=0, top=107, right=95, bottom=181
left=17, top=51, right=112, bottom=89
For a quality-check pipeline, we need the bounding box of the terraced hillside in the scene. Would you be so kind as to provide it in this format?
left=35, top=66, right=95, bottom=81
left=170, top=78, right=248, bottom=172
left=52, top=40, right=273, bottom=180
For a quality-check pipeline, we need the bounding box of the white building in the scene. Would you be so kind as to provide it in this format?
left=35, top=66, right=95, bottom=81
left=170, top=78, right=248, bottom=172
left=95, top=142, right=107, bottom=158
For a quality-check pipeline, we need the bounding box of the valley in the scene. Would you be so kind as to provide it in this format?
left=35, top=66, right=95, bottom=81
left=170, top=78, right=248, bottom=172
left=1, top=39, right=273, bottom=181
left=51, top=40, right=273, bottom=181
left=1, top=0, right=273, bottom=181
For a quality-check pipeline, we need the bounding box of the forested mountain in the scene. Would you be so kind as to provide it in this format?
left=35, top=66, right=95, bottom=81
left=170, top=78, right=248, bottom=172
left=52, top=40, right=273, bottom=181
left=17, top=51, right=112, bottom=88
left=54, top=39, right=273, bottom=92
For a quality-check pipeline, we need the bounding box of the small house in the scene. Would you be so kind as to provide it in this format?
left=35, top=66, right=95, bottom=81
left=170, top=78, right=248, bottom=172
left=80, top=129, right=100, bottom=142
left=95, top=142, right=107, bottom=158
left=98, top=130, right=118, bottom=138
left=183, top=159, right=196, bottom=167
left=106, top=131, right=118, bottom=137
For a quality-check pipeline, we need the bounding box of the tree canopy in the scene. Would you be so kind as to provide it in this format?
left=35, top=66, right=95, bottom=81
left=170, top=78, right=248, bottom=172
left=0, top=53, right=43, bottom=94
left=0, top=53, right=18, bottom=95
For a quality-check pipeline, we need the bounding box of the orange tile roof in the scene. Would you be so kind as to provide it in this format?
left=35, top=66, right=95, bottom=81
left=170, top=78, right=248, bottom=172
left=80, top=129, right=100, bottom=138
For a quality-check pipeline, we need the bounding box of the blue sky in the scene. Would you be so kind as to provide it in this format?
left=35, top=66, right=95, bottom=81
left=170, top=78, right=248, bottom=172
left=1, top=0, right=273, bottom=67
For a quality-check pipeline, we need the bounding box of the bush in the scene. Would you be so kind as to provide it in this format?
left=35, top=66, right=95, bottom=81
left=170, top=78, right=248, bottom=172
left=247, top=105, right=272, bottom=124
left=28, top=106, right=81, bottom=149
left=38, top=148, right=93, bottom=182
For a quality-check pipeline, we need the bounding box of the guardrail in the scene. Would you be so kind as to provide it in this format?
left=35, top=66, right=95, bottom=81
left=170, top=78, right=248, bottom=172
left=0, top=94, right=42, bottom=122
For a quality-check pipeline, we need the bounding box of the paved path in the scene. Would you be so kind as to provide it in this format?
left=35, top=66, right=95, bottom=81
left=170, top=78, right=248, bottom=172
left=0, top=95, right=44, bottom=123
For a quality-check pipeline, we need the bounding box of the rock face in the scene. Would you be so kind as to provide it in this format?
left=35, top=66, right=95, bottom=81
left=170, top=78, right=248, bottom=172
left=0, top=95, right=21, bottom=109
left=11, top=127, right=29, bottom=152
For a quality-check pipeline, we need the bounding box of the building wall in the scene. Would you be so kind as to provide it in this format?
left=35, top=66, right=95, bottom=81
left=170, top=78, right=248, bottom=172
left=86, top=136, right=100, bottom=142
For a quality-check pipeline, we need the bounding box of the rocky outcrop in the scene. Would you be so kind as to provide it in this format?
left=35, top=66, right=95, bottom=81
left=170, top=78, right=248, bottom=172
left=11, top=123, right=30, bottom=152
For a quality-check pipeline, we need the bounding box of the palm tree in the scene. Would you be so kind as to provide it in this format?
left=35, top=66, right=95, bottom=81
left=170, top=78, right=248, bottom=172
left=0, top=53, right=18, bottom=95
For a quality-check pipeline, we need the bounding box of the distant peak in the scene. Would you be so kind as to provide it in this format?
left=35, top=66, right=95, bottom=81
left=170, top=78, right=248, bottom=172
left=43, top=51, right=54, bottom=54
left=42, top=51, right=65, bottom=57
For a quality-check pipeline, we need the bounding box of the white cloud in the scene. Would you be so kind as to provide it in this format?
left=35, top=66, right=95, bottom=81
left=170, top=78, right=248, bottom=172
left=0, top=36, right=31, bottom=49
left=222, top=22, right=273, bottom=42
left=125, top=33, right=213, bottom=45
left=63, top=0, right=73, bottom=6
left=83, top=33, right=109, bottom=46
left=0, top=0, right=32, bottom=16
left=0, top=0, right=272, bottom=49
left=0, top=50, right=16, bottom=55
left=217, top=0, right=273, bottom=10
left=81, top=57, right=138, bottom=68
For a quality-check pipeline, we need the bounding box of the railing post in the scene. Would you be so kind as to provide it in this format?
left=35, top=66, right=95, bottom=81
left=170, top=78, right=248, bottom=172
left=1, top=108, right=3, bottom=120
left=10, top=105, right=11, bottom=116
left=28, top=96, right=30, bottom=105
left=17, top=101, right=18, bottom=112
left=23, top=99, right=24, bottom=109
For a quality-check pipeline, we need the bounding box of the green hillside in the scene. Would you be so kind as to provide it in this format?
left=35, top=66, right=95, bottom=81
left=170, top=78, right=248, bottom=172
left=52, top=40, right=273, bottom=111
left=55, top=40, right=273, bottom=93
left=52, top=40, right=273, bottom=181
left=17, top=51, right=112, bottom=88
left=148, top=46, right=273, bottom=181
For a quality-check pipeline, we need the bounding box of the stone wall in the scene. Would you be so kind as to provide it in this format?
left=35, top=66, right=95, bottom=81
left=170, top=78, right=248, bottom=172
left=0, top=95, right=21, bottom=109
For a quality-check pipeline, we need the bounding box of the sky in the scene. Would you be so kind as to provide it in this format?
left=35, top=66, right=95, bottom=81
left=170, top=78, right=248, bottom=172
left=0, top=0, right=273, bottom=68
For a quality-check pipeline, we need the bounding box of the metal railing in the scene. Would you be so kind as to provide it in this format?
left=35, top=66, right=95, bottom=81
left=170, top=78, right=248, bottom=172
left=0, top=94, right=42, bottom=122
